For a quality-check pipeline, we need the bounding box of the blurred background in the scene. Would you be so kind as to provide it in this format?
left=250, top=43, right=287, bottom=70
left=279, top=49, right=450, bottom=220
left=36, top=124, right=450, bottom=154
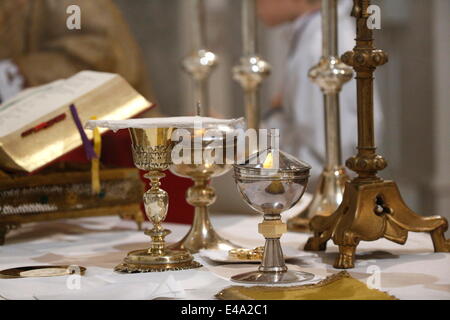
left=113, top=0, right=450, bottom=223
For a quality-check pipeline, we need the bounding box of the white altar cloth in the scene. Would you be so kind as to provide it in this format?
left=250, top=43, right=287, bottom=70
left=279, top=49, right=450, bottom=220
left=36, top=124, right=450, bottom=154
left=0, top=211, right=449, bottom=300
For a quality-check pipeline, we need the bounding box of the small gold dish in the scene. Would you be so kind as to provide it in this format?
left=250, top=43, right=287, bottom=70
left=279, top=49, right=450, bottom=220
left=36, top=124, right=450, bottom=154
left=229, top=247, right=264, bottom=261
left=0, top=265, right=86, bottom=279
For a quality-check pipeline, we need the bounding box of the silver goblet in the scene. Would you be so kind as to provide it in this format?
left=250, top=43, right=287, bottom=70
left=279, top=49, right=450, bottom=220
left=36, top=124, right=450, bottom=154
left=169, top=124, right=242, bottom=253
left=232, top=146, right=314, bottom=284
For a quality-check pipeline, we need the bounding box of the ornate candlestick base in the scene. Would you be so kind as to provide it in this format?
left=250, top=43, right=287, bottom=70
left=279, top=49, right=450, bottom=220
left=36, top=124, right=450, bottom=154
left=288, top=166, right=348, bottom=232
left=168, top=175, right=240, bottom=253
left=231, top=217, right=314, bottom=284
left=305, top=180, right=450, bottom=269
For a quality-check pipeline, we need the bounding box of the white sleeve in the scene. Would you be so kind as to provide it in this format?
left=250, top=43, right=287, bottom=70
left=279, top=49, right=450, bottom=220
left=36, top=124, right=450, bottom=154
left=0, top=59, right=24, bottom=103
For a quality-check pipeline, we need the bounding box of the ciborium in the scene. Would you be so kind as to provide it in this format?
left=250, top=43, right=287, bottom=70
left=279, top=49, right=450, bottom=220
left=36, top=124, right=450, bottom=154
left=169, top=121, right=244, bottom=253
left=231, top=136, right=314, bottom=284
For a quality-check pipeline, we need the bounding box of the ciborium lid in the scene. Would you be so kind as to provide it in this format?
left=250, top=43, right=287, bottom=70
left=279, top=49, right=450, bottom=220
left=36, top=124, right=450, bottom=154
left=235, top=148, right=311, bottom=181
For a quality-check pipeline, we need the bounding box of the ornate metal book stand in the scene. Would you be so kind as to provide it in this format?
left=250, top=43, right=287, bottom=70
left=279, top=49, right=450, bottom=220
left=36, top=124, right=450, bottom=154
left=304, top=0, right=450, bottom=269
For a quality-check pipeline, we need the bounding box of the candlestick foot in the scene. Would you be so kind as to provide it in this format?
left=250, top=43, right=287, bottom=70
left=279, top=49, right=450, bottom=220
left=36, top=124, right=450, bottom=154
left=306, top=180, right=450, bottom=269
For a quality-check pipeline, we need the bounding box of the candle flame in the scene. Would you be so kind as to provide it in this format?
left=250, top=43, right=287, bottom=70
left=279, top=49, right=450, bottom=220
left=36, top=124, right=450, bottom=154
left=262, top=152, right=273, bottom=169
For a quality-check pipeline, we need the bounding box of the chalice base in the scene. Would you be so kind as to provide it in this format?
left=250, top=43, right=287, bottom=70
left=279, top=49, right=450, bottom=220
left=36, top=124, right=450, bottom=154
left=168, top=206, right=241, bottom=253
left=114, top=248, right=202, bottom=273
left=169, top=232, right=240, bottom=254
left=231, top=270, right=314, bottom=285
left=288, top=167, right=348, bottom=233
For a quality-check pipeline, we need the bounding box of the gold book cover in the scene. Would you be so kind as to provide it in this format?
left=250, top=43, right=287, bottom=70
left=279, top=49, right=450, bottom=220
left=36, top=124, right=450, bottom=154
left=0, top=70, right=151, bottom=173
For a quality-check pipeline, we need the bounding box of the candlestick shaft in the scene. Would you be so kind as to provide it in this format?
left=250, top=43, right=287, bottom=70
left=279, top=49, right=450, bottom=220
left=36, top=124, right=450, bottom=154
left=341, top=0, right=388, bottom=181
left=192, top=0, right=207, bottom=114
left=192, top=0, right=206, bottom=50
left=194, top=79, right=209, bottom=116
left=244, top=90, right=260, bottom=131
left=356, top=9, right=376, bottom=150
left=310, top=0, right=353, bottom=169
left=324, top=94, right=342, bottom=168
left=242, top=0, right=257, bottom=56
left=182, top=0, right=218, bottom=116
left=234, top=0, right=270, bottom=130
left=288, top=0, right=352, bottom=230
left=322, top=0, right=345, bottom=168
left=322, top=0, right=338, bottom=57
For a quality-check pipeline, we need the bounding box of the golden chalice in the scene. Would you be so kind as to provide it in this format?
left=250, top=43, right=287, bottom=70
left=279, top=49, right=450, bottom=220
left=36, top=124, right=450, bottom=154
left=114, top=127, right=201, bottom=272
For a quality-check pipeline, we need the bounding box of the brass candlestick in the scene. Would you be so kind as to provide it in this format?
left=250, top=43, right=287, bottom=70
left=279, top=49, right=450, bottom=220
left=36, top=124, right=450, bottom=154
left=288, top=0, right=353, bottom=232
left=305, top=0, right=450, bottom=269
left=233, top=0, right=271, bottom=130
left=115, top=128, right=201, bottom=272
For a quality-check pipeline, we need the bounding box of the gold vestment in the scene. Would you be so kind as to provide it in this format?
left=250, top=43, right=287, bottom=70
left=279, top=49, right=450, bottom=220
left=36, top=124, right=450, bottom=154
left=0, top=0, right=153, bottom=100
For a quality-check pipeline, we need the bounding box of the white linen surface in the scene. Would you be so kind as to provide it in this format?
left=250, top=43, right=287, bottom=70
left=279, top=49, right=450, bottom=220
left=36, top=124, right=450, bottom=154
left=85, top=116, right=245, bottom=131
left=0, top=196, right=449, bottom=300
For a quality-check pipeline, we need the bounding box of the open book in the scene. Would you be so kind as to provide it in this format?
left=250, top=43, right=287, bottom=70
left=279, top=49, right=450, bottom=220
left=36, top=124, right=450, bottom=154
left=0, top=71, right=151, bottom=172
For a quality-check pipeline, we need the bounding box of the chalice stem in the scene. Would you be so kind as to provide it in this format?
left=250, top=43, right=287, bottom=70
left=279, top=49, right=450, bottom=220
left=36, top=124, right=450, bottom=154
left=145, top=171, right=164, bottom=189
left=148, top=231, right=165, bottom=256
left=143, top=171, right=170, bottom=256
left=259, top=215, right=288, bottom=273
left=259, top=238, right=287, bottom=273
left=171, top=177, right=239, bottom=252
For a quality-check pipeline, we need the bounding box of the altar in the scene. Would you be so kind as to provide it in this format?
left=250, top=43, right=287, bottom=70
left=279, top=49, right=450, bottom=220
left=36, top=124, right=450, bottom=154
left=1, top=205, right=448, bottom=300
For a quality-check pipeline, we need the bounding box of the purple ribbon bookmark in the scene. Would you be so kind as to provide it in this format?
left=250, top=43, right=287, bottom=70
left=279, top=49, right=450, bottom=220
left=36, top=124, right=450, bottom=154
left=70, top=104, right=98, bottom=160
